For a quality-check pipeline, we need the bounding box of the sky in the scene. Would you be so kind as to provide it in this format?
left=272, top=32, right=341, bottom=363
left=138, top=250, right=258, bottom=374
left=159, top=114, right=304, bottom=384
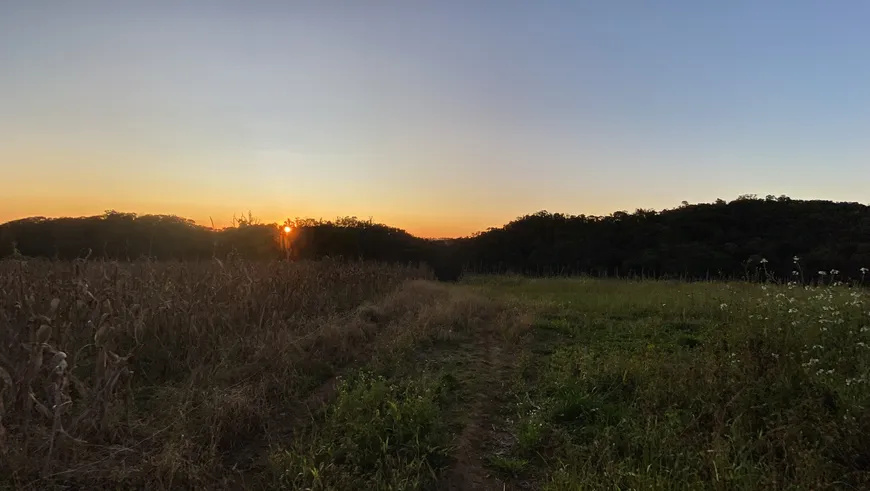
left=2, top=1, right=869, bottom=237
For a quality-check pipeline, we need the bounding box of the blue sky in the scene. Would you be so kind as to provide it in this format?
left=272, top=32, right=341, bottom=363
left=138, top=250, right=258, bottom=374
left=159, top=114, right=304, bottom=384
left=2, top=1, right=868, bottom=236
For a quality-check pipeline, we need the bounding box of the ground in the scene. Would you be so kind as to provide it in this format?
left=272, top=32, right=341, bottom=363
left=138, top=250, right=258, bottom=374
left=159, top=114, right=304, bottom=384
left=2, top=261, right=869, bottom=490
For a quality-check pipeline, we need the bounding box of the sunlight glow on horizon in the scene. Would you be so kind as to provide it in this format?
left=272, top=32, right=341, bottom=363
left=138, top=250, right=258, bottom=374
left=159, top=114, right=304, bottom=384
left=6, top=189, right=863, bottom=240
left=3, top=2, right=870, bottom=234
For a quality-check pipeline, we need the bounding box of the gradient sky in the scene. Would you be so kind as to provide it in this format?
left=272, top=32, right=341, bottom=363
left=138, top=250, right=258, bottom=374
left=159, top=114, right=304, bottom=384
left=2, top=1, right=869, bottom=237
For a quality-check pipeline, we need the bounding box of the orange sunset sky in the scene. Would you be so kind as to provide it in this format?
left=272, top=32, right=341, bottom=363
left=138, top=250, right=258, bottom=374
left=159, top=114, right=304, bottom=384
left=3, top=2, right=870, bottom=238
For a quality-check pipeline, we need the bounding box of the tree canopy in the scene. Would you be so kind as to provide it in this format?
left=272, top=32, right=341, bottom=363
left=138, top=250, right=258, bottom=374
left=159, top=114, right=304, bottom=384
left=3, top=196, right=869, bottom=281
left=456, top=196, right=870, bottom=280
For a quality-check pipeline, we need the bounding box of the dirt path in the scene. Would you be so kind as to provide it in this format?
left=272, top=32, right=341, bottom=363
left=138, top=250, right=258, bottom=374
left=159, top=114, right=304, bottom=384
left=237, top=283, right=531, bottom=490
left=441, top=332, right=517, bottom=491
left=271, top=322, right=523, bottom=491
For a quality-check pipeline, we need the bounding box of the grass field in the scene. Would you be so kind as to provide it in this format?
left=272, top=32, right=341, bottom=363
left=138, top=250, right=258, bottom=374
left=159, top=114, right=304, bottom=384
left=1, top=260, right=869, bottom=490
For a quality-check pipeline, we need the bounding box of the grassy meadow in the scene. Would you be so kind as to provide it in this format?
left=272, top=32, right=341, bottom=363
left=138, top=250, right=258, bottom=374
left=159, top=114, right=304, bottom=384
left=1, top=259, right=869, bottom=490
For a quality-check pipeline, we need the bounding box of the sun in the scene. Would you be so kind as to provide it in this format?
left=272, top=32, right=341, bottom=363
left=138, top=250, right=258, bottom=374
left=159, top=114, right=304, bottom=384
left=283, top=226, right=292, bottom=233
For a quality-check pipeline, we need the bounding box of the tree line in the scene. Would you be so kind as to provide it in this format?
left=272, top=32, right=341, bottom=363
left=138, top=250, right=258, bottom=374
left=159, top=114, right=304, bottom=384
left=2, top=195, right=869, bottom=281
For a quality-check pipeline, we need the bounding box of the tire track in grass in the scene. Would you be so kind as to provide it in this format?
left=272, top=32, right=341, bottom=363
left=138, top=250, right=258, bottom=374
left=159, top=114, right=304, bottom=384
left=259, top=281, right=530, bottom=489
left=442, top=331, right=517, bottom=491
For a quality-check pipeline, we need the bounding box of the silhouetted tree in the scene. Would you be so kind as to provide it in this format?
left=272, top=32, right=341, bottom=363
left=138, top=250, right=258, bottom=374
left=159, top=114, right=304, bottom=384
left=3, top=196, right=870, bottom=282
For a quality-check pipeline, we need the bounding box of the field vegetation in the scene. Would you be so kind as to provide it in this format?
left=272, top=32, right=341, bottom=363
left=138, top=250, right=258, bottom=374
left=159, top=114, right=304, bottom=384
left=475, top=274, right=870, bottom=490
left=2, top=257, right=869, bottom=490
left=0, top=259, right=524, bottom=489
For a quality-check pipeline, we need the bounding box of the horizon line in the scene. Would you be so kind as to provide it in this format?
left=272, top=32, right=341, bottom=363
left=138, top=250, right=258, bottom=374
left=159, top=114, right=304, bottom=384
left=3, top=194, right=868, bottom=240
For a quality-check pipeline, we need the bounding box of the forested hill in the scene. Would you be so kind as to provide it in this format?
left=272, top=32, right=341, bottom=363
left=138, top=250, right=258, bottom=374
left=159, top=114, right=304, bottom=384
left=2, top=195, right=869, bottom=280
left=0, top=213, right=434, bottom=264
left=459, top=195, right=870, bottom=279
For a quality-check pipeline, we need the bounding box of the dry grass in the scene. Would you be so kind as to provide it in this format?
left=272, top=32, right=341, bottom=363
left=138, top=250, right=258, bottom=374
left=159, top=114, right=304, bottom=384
left=0, top=258, right=443, bottom=489
left=0, top=258, right=527, bottom=490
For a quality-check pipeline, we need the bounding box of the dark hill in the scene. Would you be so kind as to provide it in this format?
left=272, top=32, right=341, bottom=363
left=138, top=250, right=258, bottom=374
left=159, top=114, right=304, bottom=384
left=2, top=195, right=869, bottom=280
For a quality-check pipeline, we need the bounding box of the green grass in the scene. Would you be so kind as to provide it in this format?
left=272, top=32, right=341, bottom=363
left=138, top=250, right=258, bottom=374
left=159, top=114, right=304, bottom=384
left=488, top=455, right=530, bottom=476
left=270, top=371, right=454, bottom=490
left=473, top=277, right=870, bottom=490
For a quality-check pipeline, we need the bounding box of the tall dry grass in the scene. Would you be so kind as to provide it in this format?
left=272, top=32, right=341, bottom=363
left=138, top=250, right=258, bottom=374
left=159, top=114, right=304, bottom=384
left=0, top=258, right=431, bottom=488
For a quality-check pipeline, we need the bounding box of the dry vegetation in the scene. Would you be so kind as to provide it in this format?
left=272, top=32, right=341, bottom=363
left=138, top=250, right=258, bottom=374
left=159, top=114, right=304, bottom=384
left=5, top=258, right=869, bottom=490
left=0, top=258, right=525, bottom=489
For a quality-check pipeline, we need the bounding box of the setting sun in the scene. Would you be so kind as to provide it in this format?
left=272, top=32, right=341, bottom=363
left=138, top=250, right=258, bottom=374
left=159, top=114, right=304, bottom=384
left=283, top=226, right=292, bottom=233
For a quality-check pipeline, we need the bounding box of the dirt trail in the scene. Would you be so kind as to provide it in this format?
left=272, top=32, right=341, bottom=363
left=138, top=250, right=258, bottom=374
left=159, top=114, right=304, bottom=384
left=442, top=332, right=517, bottom=491
left=240, top=282, right=530, bottom=490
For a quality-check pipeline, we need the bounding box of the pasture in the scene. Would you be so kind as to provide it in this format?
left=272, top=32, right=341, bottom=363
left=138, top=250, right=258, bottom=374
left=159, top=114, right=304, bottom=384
left=1, top=260, right=868, bottom=490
